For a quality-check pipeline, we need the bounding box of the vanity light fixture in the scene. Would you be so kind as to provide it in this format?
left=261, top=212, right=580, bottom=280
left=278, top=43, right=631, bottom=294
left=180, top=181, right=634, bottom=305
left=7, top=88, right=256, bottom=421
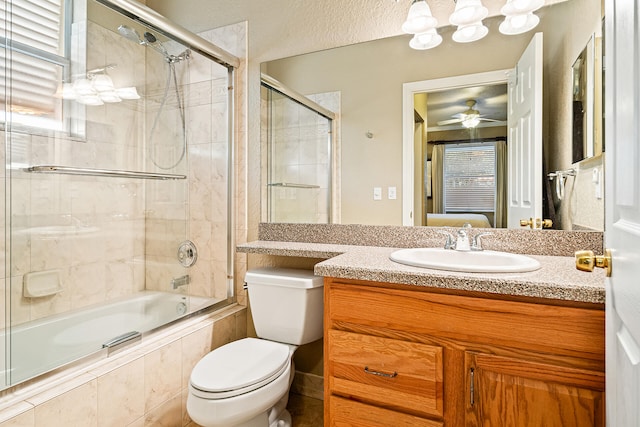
left=402, top=0, right=442, bottom=50
left=56, top=64, right=140, bottom=106
left=499, top=0, right=543, bottom=35
left=402, top=0, right=438, bottom=34
left=402, top=0, right=544, bottom=50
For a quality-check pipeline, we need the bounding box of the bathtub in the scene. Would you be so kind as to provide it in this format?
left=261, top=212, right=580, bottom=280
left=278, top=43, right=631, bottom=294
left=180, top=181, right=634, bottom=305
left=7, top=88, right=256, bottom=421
left=7, top=291, right=215, bottom=385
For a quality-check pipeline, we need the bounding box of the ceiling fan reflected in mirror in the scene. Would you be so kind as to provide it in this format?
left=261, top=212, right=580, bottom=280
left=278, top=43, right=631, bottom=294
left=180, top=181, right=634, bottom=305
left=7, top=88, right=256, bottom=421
left=436, top=99, right=502, bottom=128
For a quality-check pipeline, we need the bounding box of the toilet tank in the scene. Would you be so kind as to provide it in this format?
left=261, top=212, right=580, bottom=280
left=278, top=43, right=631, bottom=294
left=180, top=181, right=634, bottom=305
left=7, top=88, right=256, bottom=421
left=245, top=268, right=324, bottom=345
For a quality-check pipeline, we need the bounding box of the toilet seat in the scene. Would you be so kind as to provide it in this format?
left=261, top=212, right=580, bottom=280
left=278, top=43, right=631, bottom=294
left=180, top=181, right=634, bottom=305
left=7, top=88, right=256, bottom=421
left=190, top=338, right=291, bottom=400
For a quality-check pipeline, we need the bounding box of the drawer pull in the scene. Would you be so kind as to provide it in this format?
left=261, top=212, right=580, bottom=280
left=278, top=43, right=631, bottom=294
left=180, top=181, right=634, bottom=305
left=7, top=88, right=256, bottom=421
left=364, top=366, right=398, bottom=378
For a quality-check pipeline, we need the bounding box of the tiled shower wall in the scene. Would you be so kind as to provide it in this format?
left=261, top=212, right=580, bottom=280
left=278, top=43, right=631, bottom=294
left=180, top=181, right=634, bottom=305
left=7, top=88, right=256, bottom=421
left=7, top=20, right=150, bottom=327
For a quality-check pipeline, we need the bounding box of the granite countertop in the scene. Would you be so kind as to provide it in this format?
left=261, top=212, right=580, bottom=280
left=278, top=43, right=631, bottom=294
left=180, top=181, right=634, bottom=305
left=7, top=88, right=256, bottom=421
left=237, top=241, right=606, bottom=305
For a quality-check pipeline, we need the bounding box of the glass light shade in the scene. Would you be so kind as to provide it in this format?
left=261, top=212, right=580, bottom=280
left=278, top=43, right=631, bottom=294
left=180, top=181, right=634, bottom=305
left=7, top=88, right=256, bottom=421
left=91, top=74, right=116, bottom=92
left=501, top=0, right=544, bottom=16
left=402, top=0, right=438, bottom=34
left=452, top=22, right=488, bottom=43
left=116, top=87, right=141, bottom=100
left=76, top=95, right=104, bottom=106
left=73, top=78, right=96, bottom=96
left=499, top=13, right=540, bottom=35
left=55, top=83, right=77, bottom=99
left=449, top=0, right=488, bottom=26
left=462, top=115, right=481, bottom=128
left=409, top=29, right=443, bottom=50
left=98, top=91, right=122, bottom=103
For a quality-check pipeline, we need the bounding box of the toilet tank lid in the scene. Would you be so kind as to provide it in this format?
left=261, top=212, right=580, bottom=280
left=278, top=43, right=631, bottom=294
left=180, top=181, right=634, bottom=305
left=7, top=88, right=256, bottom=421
left=245, top=268, right=323, bottom=288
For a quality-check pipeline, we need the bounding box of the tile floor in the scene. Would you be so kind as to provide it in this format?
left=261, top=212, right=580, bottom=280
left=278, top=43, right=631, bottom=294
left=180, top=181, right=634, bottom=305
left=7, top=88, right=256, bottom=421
left=288, top=393, right=324, bottom=426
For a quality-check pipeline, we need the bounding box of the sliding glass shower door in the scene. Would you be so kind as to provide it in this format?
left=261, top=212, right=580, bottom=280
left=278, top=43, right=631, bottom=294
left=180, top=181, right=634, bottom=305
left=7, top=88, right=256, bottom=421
left=261, top=75, right=335, bottom=224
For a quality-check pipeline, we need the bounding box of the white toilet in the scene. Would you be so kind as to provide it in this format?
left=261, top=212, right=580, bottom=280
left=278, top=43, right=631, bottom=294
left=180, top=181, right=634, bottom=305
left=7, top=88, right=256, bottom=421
left=187, top=268, right=324, bottom=427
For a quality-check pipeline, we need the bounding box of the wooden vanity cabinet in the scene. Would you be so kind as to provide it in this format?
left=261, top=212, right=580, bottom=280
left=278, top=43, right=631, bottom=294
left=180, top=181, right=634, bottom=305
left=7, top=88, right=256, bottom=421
left=323, top=278, right=605, bottom=427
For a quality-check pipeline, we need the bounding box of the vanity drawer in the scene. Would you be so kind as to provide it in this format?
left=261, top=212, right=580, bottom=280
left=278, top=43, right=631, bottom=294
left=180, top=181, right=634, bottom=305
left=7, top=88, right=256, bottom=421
left=328, top=395, right=444, bottom=427
left=327, top=329, right=444, bottom=418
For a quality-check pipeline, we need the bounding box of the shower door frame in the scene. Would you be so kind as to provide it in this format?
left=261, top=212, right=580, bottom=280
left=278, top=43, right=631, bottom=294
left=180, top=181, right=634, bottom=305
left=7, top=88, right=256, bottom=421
left=261, top=73, right=337, bottom=224
left=97, top=0, right=240, bottom=301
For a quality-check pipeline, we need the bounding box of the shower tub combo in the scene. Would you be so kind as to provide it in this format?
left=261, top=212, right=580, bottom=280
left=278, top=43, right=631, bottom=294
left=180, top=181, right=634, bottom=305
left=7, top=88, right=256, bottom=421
left=2, top=0, right=240, bottom=392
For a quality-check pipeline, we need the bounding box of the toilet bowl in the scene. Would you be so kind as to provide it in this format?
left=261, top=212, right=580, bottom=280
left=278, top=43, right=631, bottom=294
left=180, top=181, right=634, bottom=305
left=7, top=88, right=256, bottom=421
left=187, top=338, right=295, bottom=427
left=187, top=268, right=323, bottom=427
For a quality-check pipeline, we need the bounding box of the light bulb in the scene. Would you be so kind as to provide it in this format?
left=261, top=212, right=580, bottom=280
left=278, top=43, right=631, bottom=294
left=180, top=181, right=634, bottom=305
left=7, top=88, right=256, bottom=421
left=499, top=13, right=540, bottom=35
left=409, top=29, right=443, bottom=50
left=462, top=116, right=481, bottom=128
left=452, top=22, right=488, bottom=43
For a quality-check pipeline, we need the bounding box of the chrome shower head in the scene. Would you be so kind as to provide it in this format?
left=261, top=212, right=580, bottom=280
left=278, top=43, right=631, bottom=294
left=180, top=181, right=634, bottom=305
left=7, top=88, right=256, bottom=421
left=117, top=25, right=143, bottom=44
left=117, top=25, right=170, bottom=58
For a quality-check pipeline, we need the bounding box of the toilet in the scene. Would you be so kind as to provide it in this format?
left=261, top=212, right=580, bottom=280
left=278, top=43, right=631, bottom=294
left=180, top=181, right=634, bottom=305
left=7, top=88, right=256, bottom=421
left=187, top=268, right=324, bottom=427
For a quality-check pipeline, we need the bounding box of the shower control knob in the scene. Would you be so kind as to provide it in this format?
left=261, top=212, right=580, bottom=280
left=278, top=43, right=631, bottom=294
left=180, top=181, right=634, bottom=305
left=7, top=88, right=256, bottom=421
left=177, top=240, right=198, bottom=267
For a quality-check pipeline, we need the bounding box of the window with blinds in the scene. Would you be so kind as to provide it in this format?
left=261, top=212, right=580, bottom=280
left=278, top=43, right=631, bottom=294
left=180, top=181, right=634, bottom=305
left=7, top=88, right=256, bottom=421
left=1, top=0, right=69, bottom=130
left=443, top=143, right=496, bottom=212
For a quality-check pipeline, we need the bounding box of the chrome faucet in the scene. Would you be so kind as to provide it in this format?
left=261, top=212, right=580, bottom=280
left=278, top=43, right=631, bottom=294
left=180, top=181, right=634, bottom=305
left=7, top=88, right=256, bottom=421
left=438, top=223, right=492, bottom=251
left=455, top=223, right=472, bottom=251
left=471, top=232, right=493, bottom=251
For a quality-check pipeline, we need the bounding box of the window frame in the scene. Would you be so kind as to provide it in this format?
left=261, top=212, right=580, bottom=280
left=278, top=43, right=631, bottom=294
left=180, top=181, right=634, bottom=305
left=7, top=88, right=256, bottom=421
left=1, top=0, right=73, bottom=133
left=442, top=141, right=498, bottom=215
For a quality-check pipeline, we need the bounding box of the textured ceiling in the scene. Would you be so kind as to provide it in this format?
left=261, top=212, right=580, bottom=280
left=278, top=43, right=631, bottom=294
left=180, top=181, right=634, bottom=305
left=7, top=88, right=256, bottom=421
left=147, top=0, right=568, bottom=62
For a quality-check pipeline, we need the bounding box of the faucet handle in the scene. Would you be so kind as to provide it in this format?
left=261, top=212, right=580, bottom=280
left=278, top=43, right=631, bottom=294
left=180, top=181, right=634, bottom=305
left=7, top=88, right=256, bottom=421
left=471, top=232, right=493, bottom=251
left=436, top=230, right=456, bottom=249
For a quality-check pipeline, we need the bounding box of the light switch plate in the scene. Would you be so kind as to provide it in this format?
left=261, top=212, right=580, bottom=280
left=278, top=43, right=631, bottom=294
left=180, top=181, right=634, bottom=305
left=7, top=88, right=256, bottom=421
left=388, top=186, right=397, bottom=199
left=373, top=187, right=382, bottom=200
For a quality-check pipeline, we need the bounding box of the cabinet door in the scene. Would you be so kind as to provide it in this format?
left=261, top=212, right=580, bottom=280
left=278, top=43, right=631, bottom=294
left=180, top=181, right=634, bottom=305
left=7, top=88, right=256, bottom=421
left=465, top=353, right=605, bottom=427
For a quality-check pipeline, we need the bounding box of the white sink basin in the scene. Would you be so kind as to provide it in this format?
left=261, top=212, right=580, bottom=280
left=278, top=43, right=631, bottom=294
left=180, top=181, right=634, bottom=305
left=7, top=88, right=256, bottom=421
left=389, top=248, right=541, bottom=273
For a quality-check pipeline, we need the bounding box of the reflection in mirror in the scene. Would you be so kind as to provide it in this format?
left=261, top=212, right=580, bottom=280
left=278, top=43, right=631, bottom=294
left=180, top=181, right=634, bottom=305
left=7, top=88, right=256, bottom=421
left=262, top=0, right=603, bottom=230
left=414, top=84, right=508, bottom=228
left=261, top=75, right=336, bottom=224
left=572, top=35, right=603, bottom=163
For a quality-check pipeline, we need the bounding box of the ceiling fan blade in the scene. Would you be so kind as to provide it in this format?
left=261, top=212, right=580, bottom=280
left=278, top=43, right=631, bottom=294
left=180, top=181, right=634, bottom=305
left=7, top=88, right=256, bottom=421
left=437, top=118, right=464, bottom=126
left=478, top=118, right=503, bottom=122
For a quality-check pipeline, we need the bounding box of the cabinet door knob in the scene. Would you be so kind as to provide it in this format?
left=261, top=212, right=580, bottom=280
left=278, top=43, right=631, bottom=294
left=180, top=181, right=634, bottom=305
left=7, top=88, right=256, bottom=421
left=575, top=249, right=612, bottom=277
left=364, top=366, right=398, bottom=378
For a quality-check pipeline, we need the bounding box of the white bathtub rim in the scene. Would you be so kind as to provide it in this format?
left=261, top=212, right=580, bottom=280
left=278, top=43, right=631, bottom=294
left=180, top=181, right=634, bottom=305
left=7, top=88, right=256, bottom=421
left=0, top=303, right=244, bottom=420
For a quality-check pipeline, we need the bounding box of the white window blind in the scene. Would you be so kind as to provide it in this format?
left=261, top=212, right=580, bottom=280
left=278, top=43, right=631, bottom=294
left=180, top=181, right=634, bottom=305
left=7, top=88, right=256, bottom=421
left=443, top=144, right=496, bottom=212
left=1, top=0, right=66, bottom=128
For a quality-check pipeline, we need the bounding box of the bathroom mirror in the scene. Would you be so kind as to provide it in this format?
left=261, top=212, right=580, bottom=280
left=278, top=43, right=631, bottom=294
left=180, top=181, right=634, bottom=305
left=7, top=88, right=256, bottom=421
left=261, top=0, right=604, bottom=230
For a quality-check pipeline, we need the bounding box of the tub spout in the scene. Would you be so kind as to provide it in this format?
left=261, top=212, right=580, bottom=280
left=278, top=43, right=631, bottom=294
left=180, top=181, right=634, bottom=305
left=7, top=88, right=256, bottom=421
left=171, top=274, right=190, bottom=289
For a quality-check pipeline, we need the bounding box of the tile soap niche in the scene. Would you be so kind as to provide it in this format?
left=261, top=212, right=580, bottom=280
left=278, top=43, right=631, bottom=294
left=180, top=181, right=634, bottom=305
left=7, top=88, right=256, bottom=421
left=23, top=269, right=63, bottom=298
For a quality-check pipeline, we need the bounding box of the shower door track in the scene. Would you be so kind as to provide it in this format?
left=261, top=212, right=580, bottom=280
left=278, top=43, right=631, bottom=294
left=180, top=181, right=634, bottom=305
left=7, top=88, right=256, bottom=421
left=24, top=165, right=187, bottom=180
